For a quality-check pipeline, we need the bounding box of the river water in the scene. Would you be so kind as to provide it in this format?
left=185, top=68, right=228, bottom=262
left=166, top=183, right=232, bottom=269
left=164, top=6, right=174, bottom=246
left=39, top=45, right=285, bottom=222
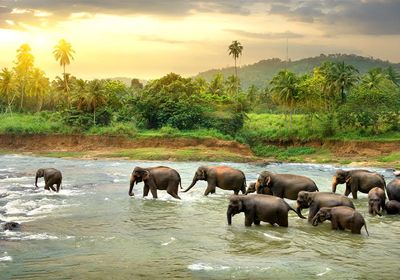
left=0, top=154, right=399, bottom=279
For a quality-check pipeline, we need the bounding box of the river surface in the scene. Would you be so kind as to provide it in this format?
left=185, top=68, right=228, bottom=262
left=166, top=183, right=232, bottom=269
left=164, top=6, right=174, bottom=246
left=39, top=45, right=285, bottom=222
left=0, top=154, right=399, bottom=279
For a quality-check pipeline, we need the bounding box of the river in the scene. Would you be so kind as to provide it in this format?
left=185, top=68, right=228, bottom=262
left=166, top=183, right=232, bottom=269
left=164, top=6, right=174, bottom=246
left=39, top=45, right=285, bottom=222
left=0, top=154, right=399, bottom=279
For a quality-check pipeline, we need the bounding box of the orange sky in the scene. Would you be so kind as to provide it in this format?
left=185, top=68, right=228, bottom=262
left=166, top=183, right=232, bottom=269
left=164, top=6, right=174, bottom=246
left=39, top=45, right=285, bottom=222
left=0, top=1, right=399, bottom=80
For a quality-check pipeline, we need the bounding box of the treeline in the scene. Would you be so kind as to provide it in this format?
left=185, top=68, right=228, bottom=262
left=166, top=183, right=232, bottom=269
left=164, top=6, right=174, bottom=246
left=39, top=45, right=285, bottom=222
left=1, top=43, right=400, bottom=138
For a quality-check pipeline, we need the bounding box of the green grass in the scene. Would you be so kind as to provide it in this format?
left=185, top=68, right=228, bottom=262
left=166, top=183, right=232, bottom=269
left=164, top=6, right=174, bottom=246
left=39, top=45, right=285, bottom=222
left=377, top=152, right=400, bottom=163
left=251, top=144, right=317, bottom=161
left=36, top=151, right=87, bottom=158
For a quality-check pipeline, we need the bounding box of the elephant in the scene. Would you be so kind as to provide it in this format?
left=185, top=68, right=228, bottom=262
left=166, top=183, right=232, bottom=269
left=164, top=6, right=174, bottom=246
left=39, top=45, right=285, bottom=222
left=331, top=169, right=386, bottom=199
left=368, top=187, right=386, bottom=216
left=2, top=221, right=21, bottom=231
left=35, top=168, right=62, bottom=192
left=311, top=206, right=369, bottom=235
left=129, top=166, right=182, bottom=199
left=245, top=181, right=272, bottom=195
left=248, top=171, right=318, bottom=200
left=227, top=194, right=305, bottom=227
left=386, top=178, right=400, bottom=202
left=183, top=166, right=246, bottom=196
left=296, top=191, right=355, bottom=223
left=385, top=200, right=400, bottom=214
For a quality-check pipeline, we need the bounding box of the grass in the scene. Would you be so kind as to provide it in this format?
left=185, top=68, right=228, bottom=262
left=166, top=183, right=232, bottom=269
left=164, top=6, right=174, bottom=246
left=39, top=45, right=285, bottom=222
left=251, top=144, right=318, bottom=162
left=36, top=151, right=87, bottom=158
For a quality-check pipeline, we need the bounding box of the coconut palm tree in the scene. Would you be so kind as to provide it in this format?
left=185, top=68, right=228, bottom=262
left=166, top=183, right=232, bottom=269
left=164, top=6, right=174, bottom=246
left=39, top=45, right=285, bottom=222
left=29, top=68, right=50, bottom=111
left=14, top=43, right=34, bottom=111
left=228, top=40, right=243, bottom=82
left=385, top=66, right=400, bottom=86
left=361, top=68, right=385, bottom=90
left=84, top=79, right=108, bottom=125
left=53, top=39, right=75, bottom=94
left=270, top=70, right=299, bottom=129
left=0, top=68, right=16, bottom=113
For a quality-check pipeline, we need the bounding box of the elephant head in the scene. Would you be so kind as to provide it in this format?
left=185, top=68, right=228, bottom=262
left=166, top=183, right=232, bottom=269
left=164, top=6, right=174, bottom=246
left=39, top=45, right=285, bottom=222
left=368, top=187, right=385, bottom=216
left=245, top=182, right=256, bottom=195
left=255, top=171, right=273, bottom=194
left=296, top=191, right=314, bottom=215
left=331, top=170, right=350, bottom=193
left=312, top=207, right=332, bottom=226
left=227, top=195, right=244, bottom=225
left=183, top=166, right=207, bottom=192
left=35, top=168, right=45, bottom=188
left=129, top=167, right=150, bottom=196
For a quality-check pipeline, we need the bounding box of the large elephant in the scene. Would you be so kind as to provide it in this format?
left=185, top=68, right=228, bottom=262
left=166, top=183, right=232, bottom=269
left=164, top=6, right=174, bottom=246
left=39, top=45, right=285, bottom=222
left=331, top=169, right=386, bottom=199
left=312, top=206, right=369, bottom=235
left=368, top=187, right=386, bottom=216
left=129, top=166, right=182, bottom=199
left=248, top=171, right=318, bottom=200
left=35, top=168, right=62, bottom=192
left=296, top=191, right=355, bottom=222
left=183, top=166, right=246, bottom=196
left=227, top=194, right=305, bottom=227
left=386, top=178, right=400, bottom=201
left=385, top=200, right=400, bottom=214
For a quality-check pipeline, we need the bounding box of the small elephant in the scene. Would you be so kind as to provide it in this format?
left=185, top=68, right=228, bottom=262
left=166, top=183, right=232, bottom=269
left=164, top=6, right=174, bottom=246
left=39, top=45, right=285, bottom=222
left=296, top=191, right=355, bottom=223
left=129, top=166, right=182, bottom=199
left=2, top=221, right=21, bottom=231
left=385, top=200, right=400, bottom=214
left=312, top=206, right=369, bottom=235
left=245, top=181, right=272, bottom=195
left=386, top=178, right=400, bottom=202
left=332, top=169, right=385, bottom=199
left=227, top=194, right=305, bottom=227
left=368, top=187, right=386, bottom=216
left=248, top=171, right=318, bottom=200
left=35, top=168, right=62, bottom=192
left=183, top=166, right=246, bottom=196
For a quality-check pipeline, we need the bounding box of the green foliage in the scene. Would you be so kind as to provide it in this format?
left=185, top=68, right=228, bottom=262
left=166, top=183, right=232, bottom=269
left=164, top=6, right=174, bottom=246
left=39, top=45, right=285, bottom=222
left=251, top=144, right=316, bottom=160
left=87, top=122, right=138, bottom=137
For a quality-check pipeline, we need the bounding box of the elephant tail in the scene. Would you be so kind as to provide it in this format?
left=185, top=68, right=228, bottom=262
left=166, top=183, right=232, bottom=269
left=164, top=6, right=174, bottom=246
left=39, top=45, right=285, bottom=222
left=287, top=202, right=306, bottom=219
left=363, top=222, right=370, bottom=236
left=179, top=174, right=182, bottom=189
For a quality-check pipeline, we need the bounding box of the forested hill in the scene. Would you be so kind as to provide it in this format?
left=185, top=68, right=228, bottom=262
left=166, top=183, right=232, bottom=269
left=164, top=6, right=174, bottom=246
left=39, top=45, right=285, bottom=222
left=196, top=54, right=400, bottom=89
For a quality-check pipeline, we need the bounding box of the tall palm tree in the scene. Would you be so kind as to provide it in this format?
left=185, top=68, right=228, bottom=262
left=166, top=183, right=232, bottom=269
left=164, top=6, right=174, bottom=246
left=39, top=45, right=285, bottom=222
left=361, top=68, right=385, bottom=90
left=385, top=66, right=400, bottom=86
left=84, top=79, right=107, bottom=125
left=53, top=39, right=75, bottom=94
left=0, top=68, right=16, bottom=113
left=29, top=68, right=50, bottom=111
left=270, top=70, right=299, bottom=129
left=228, top=40, right=243, bottom=83
left=14, top=43, right=34, bottom=111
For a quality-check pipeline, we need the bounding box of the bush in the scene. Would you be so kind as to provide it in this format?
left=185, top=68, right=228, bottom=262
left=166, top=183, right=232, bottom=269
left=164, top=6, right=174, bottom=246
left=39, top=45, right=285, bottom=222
left=87, top=122, right=138, bottom=137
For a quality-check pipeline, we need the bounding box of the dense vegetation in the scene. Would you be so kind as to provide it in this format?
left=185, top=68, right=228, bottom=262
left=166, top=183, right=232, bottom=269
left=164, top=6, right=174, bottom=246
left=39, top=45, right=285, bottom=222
left=1, top=42, right=400, bottom=157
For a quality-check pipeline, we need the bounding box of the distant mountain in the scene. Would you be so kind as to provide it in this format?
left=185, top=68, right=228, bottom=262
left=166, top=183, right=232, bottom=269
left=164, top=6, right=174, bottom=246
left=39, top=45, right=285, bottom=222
left=196, top=54, right=400, bottom=89
left=109, top=77, right=147, bottom=87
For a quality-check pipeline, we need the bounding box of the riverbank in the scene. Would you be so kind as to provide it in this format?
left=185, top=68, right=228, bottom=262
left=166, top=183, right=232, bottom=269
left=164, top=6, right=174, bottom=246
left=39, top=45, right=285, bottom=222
left=0, top=134, right=399, bottom=168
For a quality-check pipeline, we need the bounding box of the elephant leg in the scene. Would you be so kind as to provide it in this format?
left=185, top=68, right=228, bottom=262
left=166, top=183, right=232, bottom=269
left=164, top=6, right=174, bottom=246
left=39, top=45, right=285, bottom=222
left=244, top=211, right=255, bottom=227
left=167, top=185, right=181, bottom=200
left=150, top=187, right=158, bottom=199
left=351, top=188, right=358, bottom=199
left=234, top=190, right=239, bottom=195
left=331, top=219, right=339, bottom=230
left=344, top=185, right=351, bottom=197
left=49, top=185, right=57, bottom=192
left=204, top=183, right=216, bottom=196
left=308, top=204, right=319, bottom=223
left=278, top=215, right=289, bottom=227
left=143, top=185, right=150, bottom=197
left=254, top=218, right=261, bottom=226
left=56, top=183, right=61, bottom=192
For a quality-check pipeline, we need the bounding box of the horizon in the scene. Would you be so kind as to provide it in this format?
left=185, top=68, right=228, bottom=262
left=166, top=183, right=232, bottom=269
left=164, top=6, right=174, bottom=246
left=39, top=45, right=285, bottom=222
left=1, top=1, right=399, bottom=80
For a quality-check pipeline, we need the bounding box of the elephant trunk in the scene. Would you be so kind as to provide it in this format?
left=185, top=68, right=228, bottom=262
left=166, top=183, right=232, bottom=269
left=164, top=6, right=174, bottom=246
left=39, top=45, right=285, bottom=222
left=129, top=176, right=135, bottom=196
left=35, top=174, right=39, bottom=188
left=312, top=214, right=320, bottom=226
left=227, top=208, right=233, bottom=225
left=183, top=178, right=198, bottom=193
left=331, top=176, right=338, bottom=193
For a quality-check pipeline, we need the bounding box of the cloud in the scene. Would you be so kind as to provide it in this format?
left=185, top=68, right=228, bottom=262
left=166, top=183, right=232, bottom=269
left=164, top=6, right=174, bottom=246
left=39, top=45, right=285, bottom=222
left=268, top=0, right=400, bottom=35
left=226, top=29, right=304, bottom=40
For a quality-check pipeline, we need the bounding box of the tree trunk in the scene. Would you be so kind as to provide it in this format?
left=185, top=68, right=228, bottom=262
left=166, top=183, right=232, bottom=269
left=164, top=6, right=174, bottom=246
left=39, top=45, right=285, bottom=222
left=93, top=107, right=96, bottom=126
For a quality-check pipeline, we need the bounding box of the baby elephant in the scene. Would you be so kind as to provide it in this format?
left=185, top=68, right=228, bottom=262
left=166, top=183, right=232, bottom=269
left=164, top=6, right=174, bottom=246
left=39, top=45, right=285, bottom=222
left=385, top=200, right=400, bottom=214
left=312, top=206, right=369, bottom=235
left=368, top=187, right=386, bottom=216
left=35, top=168, right=62, bottom=192
left=227, top=194, right=305, bottom=227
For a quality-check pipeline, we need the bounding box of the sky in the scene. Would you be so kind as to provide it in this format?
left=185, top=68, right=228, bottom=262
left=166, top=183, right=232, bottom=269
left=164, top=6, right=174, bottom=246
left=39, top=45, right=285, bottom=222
left=0, top=0, right=399, bottom=80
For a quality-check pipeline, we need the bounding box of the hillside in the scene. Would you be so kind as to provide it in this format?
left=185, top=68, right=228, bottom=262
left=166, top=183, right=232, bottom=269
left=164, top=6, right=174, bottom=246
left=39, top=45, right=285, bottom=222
left=197, top=54, right=400, bottom=89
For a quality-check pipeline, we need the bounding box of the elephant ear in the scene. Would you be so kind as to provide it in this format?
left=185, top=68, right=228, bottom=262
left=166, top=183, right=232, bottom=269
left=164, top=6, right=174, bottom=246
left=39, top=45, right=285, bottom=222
left=306, top=194, right=313, bottom=206
left=142, top=170, right=150, bottom=180
left=265, top=176, right=272, bottom=187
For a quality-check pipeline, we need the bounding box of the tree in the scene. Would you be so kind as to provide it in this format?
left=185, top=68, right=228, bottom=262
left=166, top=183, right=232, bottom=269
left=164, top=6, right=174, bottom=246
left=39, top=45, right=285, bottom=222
left=84, top=79, right=108, bottom=125
left=14, top=43, right=34, bottom=111
left=53, top=39, right=75, bottom=96
left=361, top=68, right=385, bottom=90
left=228, top=40, right=243, bottom=91
left=0, top=68, right=16, bottom=113
left=385, top=66, right=400, bottom=86
left=270, top=70, right=299, bottom=129
left=29, top=68, right=50, bottom=111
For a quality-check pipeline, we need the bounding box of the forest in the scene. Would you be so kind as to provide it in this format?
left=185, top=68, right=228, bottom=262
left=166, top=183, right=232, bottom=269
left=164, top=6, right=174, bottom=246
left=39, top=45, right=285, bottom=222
left=1, top=41, right=400, bottom=147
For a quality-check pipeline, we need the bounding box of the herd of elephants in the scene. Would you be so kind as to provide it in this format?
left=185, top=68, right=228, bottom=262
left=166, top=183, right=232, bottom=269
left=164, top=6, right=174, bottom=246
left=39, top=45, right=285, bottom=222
left=3, top=165, right=400, bottom=235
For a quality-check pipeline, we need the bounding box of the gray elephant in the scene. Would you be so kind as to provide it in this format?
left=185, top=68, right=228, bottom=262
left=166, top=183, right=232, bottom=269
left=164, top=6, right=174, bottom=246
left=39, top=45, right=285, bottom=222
left=312, top=206, right=369, bottom=235
left=129, top=166, right=182, bottom=199
left=227, top=194, right=305, bottom=227
left=386, top=178, right=400, bottom=202
left=247, top=171, right=318, bottom=200
left=385, top=200, right=400, bottom=214
left=2, top=221, right=21, bottom=231
left=332, top=169, right=385, bottom=199
left=368, top=187, right=386, bottom=216
left=183, top=166, right=246, bottom=196
left=35, top=168, right=62, bottom=192
left=245, top=182, right=272, bottom=195
left=296, top=191, right=355, bottom=222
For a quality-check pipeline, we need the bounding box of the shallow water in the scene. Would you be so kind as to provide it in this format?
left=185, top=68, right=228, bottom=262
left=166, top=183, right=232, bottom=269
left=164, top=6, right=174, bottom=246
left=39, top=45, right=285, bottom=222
left=0, top=155, right=399, bottom=279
